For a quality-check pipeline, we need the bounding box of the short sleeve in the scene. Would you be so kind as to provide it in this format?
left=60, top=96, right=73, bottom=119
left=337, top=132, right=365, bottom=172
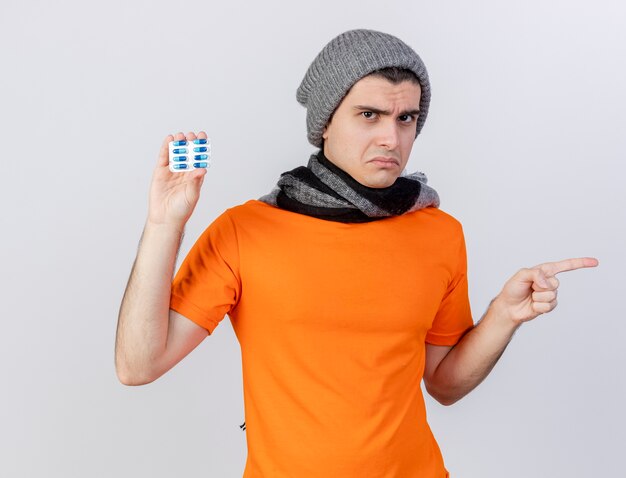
left=425, top=229, right=474, bottom=346
left=170, top=210, right=241, bottom=334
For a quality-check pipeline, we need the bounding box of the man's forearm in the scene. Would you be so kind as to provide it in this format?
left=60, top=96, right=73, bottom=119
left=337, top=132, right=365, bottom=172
left=115, top=222, right=184, bottom=384
left=427, top=298, right=520, bottom=405
left=427, top=257, right=598, bottom=405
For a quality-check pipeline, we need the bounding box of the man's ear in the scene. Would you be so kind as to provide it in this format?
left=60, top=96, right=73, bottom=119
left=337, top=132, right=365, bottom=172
left=322, top=125, right=328, bottom=140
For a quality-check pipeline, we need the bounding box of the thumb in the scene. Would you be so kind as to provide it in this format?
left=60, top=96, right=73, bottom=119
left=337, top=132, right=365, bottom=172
left=502, top=267, right=548, bottom=302
left=530, top=267, right=550, bottom=290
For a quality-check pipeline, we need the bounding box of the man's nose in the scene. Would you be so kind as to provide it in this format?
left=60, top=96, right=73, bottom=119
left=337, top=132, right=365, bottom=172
left=376, top=121, right=400, bottom=150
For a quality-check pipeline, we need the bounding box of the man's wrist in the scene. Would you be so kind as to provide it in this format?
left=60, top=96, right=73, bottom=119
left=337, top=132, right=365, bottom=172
left=144, top=220, right=185, bottom=237
left=485, top=295, right=523, bottom=333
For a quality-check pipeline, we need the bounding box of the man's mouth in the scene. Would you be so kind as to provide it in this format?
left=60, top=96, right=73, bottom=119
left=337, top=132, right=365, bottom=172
left=368, top=156, right=400, bottom=167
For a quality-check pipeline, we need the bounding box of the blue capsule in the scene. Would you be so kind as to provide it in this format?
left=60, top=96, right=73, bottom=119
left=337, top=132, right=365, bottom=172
left=193, top=147, right=208, bottom=152
left=172, top=148, right=187, bottom=154
left=194, top=154, right=208, bottom=160
left=172, top=155, right=187, bottom=162
left=172, top=140, right=187, bottom=146
left=173, top=163, right=188, bottom=170
left=193, top=162, right=208, bottom=168
left=193, top=138, right=207, bottom=144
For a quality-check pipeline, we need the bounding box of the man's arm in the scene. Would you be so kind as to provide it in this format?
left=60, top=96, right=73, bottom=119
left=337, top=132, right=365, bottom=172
left=423, top=257, right=598, bottom=405
left=115, top=131, right=209, bottom=386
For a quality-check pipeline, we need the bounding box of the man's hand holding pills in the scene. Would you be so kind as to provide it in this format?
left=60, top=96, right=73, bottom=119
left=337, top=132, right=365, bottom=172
left=147, top=131, right=209, bottom=231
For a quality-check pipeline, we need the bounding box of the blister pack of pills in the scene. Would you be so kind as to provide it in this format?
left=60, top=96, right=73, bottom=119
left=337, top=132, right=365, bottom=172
left=168, top=138, right=212, bottom=172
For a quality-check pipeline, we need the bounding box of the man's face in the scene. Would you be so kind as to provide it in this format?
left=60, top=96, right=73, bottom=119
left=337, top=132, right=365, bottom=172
left=322, top=75, right=422, bottom=188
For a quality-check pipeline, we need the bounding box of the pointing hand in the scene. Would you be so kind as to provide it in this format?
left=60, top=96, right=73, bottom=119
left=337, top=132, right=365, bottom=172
left=495, top=257, right=599, bottom=325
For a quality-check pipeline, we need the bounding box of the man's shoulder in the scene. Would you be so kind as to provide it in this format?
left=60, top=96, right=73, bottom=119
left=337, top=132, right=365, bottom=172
left=209, top=200, right=284, bottom=232
left=405, top=206, right=464, bottom=232
left=226, top=199, right=270, bottom=212
left=221, top=199, right=277, bottom=221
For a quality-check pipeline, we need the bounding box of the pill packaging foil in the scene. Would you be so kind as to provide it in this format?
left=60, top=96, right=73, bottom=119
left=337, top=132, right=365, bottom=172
left=168, top=139, right=212, bottom=172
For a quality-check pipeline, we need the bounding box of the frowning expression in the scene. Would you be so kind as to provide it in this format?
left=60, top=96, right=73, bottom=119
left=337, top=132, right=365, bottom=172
left=322, top=75, right=422, bottom=188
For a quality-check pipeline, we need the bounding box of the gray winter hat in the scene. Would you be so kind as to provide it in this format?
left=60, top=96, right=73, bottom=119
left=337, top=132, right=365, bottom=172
left=297, top=29, right=431, bottom=147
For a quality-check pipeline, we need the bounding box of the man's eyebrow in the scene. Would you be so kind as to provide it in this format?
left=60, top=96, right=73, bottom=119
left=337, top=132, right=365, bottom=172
left=352, top=105, right=421, bottom=116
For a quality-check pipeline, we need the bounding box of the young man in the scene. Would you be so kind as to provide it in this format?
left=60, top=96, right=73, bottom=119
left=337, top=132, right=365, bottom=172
left=115, top=29, right=597, bottom=477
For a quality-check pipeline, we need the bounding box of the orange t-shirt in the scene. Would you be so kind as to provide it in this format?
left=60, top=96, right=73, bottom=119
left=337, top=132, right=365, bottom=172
left=170, top=200, right=473, bottom=477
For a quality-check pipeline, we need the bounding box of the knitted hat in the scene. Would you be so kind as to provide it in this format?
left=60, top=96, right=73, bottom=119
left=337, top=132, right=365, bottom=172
left=297, top=29, right=431, bottom=147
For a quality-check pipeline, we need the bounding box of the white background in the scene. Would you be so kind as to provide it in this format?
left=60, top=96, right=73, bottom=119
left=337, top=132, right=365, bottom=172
left=1, top=0, right=624, bottom=476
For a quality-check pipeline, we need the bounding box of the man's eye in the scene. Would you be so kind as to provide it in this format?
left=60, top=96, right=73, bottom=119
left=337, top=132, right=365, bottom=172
left=362, top=111, right=376, bottom=119
left=399, top=114, right=415, bottom=123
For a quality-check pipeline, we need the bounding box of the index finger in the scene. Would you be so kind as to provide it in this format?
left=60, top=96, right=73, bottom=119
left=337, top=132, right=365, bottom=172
left=537, top=257, right=599, bottom=276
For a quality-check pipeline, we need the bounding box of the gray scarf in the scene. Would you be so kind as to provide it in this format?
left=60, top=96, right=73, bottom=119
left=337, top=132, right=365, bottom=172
left=260, top=151, right=439, bottom=223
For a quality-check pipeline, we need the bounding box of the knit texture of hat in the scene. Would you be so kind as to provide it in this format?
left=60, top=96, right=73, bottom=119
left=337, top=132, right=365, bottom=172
left=297, top=29, right=431, bottom=147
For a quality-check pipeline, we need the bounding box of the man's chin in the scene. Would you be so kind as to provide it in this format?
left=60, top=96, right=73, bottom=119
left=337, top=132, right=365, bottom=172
left=358, top=173, right=399, bottom=189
